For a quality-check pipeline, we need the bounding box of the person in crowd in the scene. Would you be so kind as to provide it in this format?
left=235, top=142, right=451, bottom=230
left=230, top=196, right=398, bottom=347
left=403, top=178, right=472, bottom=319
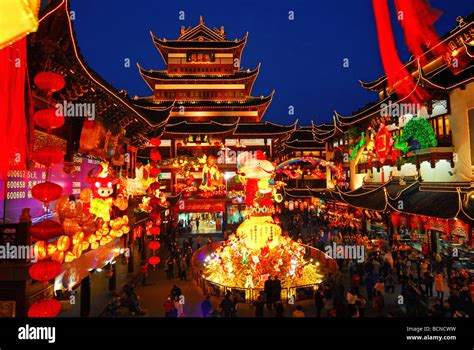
left=435, top=272, right=444, bottom=300
left=275, top=300, right=284, bottom=317
left=231, top=296, right=239, bottom=317
left=264, top=276, right=273, bottom=310
left=201, top=295, right=212, bottom=317
left=314, top=287, right=324, bottom=317
left=292, top=305, right=305, bottom=317
left=253, top=296, right=265, bottom=318
left=174, top=295, right=184, bottom=317
left=424, top=269, right=434, bottom=297
left=165, top=257, right=174, bottom=279
left=272, top=275, right=282, bottom=307
left=163, top=295, right=177, bottom=317
left=219, top=294, right=234, bottom=318
left=179, top=257, right=187, bottom=281
left=170, top=284, right=182, bottom=299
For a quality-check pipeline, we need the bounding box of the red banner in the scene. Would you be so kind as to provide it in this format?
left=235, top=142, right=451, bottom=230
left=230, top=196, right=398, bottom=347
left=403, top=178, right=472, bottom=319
left=174, top=200, right=225, bottom=213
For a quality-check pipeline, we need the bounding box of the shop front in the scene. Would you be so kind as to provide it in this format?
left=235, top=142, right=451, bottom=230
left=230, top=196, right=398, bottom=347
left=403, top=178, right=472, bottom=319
left=174, top=199, right=225, bottom=235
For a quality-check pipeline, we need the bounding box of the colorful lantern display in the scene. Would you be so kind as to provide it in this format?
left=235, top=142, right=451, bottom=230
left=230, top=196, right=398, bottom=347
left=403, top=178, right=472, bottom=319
left=149, top=226, right=160, bottom=236
left=148, top=256, right=161, bottom=269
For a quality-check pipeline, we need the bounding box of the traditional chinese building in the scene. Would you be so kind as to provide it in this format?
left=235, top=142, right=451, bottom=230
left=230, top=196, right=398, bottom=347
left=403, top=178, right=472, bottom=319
left=132, top=17, right=298, bottom=233
left=312, top=14, right=474, bottom=260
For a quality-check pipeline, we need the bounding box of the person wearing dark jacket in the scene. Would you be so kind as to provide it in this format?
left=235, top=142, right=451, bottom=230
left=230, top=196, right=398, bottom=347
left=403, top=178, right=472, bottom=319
left=272, top=275, right=282, bottom=305
left=219, top=295, right=233, bottom=317
left=253, top=296, right=265, bottom=317
left=275, top=300, right=284, bottom=317
left=201, top=295, right=212, bottom=317
left=314, top=288, right=324, bottom=317
left=264, top=277, right=273, bottom=310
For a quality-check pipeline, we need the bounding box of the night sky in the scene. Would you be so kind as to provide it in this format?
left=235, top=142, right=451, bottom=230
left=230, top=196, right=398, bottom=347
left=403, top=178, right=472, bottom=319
left=66, top=0, right=472, bottom=126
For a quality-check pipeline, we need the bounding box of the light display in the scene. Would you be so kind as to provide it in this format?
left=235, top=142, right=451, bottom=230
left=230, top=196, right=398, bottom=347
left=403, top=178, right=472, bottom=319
left=201, top=151, right=324, bottom=290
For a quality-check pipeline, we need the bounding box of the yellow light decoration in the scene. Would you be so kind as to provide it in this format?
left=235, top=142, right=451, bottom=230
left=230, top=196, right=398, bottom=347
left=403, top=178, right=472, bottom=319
left=33, top=241, right=47, bottom=260
left=91, top=242, right=99, bottom=250
left=57, top=235, right=70, bottom=252
left=121, top=225, right=130, bottom=234
left=110, top=229, right=123, bottom=238
left=47, top=243, right=57, bottom=256
left=72, top=244, right=82, bottom=258
left=64, top=251, right=76, bottom=263
left=51, top=250, right=64, bottom=264
left=88, top=234, right=97, bottom=244
left=72, top=231, right=84, bottom=245
left=81, top=241, right=90, bottom=251
left=0, top=0, right=40, bottom=49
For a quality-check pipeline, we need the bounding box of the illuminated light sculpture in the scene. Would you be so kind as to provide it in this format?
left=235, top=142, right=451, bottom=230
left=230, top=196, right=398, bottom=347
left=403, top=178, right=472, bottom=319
left=201, top=151, right=325, bottom=292
left=0, top=0, right=40, bottom=49
left=28, top=298, right=62, bottom=318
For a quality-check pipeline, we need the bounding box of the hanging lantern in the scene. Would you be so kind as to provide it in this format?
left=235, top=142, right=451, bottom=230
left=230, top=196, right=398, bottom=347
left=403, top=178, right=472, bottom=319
left=31, top=182, right=63, bottom=205
left=28, top=298, right=62, bottom=318
left=149, top=167, right=161, bottom=178
left=31, top=146, right=64, bottom=167
left=34, top=108, right=65, bottom=130
left=34, top=71, right=65, bottom=93
left=29, top=260, right=62, bottom=283
left=148, top=241, right=161, bottom=251
left=148, top=256, right=161, bottom=269
left=149, top=149, right=161, bottom=161
left=149, top=138, right=161, bottom=147
left=30, top=220, right=64, bottom=241
left=149, top=226, right=160, bottom=236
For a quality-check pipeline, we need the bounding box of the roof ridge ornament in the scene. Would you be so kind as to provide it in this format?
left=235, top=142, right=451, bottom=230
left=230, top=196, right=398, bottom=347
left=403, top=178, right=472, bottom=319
left=200, top=15, right=204, bottom=25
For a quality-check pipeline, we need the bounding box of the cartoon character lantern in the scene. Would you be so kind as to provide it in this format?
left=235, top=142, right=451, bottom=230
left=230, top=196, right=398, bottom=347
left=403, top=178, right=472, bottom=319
left=86, top=163, right=118, bottom=222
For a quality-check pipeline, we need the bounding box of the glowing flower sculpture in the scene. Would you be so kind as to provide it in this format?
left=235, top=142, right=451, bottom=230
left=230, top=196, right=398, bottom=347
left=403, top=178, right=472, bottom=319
left=202, top=151, right=323, bottom=289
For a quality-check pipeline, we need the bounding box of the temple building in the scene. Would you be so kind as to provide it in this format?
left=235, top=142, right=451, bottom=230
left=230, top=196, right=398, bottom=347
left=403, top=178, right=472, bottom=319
left=131, top=17, right=298, bottom=233
left=311, top=14, right=474, bottom=261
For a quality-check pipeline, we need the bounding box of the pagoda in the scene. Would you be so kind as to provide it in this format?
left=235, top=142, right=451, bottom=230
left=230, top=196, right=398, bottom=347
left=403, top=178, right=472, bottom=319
left=133, top=18, right=297, bottom=234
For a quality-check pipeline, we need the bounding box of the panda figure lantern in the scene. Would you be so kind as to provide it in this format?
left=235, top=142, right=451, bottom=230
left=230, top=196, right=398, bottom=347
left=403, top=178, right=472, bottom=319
left=86, top=163, right=119, bottom=222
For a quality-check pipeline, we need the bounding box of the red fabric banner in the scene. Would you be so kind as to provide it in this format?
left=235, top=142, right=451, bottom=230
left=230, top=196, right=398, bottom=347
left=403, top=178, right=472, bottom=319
left=372, top=0, right=429, bottom=104
left=0, top=38, right=28, bottom=181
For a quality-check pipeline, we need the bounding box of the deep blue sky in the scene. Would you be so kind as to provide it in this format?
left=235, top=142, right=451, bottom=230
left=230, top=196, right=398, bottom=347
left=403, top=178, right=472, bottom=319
left=66, top=0, right=472, bottom=126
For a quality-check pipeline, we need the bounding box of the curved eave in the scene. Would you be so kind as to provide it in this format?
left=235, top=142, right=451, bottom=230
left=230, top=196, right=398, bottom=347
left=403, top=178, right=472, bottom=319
left=464, top=38, right=474, bottom=58
left=359, top=76, right=388, bottom=92
left=132, top=102, right=174, bottom=127
left=151, top=31, right=248, bottom=61
left=420, top=61, right=474, bottom=91
left=137, top=63, right=261, bottom=92
left=257, top=90, right=274, bottom=119
left=311, top=117, right=345, bottom=142
left=235, top=119, right=298, bottom=136
left=37, top=0, right=168, bottom=131
left=334, top=63, right=425, bottom=127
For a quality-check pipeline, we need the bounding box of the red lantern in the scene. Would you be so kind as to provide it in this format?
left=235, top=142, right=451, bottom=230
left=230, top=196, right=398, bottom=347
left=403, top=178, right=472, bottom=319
left=149, top=211, right=160, bottom=220
left=148, top=241, right=161, bottom=251
left=34, top=108, right=65, bottom=130
left=149, top=182, right=161, bottom=192
left=30, top=220, right=64, bottom=241
left=28, top=298, right=62, bottom=318
left=32, top=182, right=63, bottom=205
left=149, top=138, right=161, bottom=147
left=148, top=256, right=161, bottom=269
left=34, top=72, right=65, bottom=93
left=149, top=149, right=161, bottom=161
left=31, top=146, right=64, bottom=167
left=149, top=226, right=160, bottom=236
left=149, top=167, right=161, bottom=178
left=29, top=260, right=62, bottom=283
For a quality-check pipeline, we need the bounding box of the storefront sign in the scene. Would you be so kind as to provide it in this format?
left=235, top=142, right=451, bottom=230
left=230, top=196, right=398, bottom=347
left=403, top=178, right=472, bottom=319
left=174, top=200, right=225, bottom=213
